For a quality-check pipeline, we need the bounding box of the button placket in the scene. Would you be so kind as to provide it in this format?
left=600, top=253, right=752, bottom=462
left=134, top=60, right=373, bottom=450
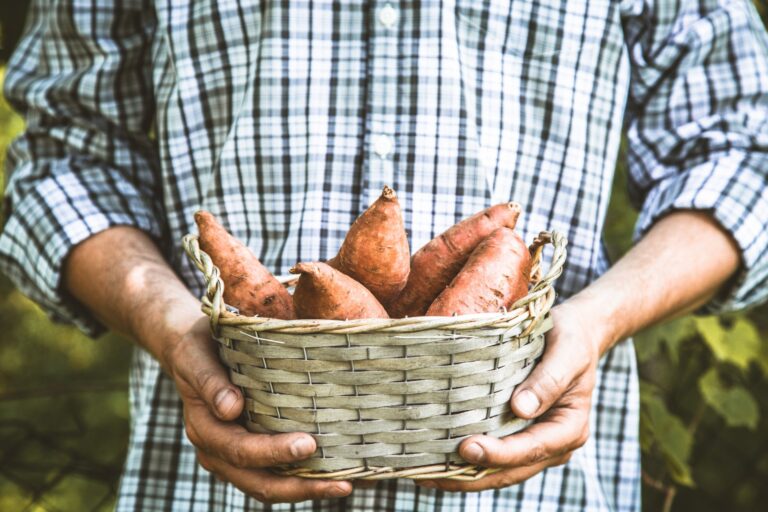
left=378, top=4, right=398, bottom=29
left=372, top=134, right=394, bottom=158
left=365, top=1, right=400, bottom=203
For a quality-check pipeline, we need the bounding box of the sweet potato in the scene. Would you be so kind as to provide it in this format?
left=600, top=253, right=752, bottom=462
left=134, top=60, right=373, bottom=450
left=290, top=262, right=389, bottom=320
left=194, top=211, right=296, bottom=319
left=389, top=202, right=522, bottom=317
left=327, top=186, right=410, bottom=307
left=425, top=227, right=531, bottom=316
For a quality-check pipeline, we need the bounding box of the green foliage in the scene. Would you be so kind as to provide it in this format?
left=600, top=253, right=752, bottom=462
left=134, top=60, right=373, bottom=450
left=0, top=68, right=130, bottom=512
left=635, top=317, right=697, bottom=365
left=607, top=157, right=768, bottom=511
left=640, top=384, right=695, bottom=487
left=698, top=369, right=759, bottom=430
left=695, top=317, right=763, bottom=372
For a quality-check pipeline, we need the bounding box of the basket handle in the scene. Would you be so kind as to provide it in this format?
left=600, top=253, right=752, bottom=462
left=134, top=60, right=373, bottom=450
left=182, top=234, right=227, bottom=334
left=182, top=230, right=568, bottom=334
left=527, top=231, right=567, bottom=296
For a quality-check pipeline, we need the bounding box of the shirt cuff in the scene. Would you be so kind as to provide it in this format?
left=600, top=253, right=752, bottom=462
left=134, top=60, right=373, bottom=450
left=0, top=170, right=163, bottom=337
left=634, top=153, right=768, bottom=313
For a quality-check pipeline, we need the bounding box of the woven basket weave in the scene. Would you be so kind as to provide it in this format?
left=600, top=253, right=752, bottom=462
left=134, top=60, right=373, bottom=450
left=182, top=231, right=566, bottom=481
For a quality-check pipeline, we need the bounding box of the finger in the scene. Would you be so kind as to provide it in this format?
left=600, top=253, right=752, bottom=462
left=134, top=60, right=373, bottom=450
left=185, top=400, right=316, bottom=467
left=418, top=453, right=572, bottom=492
left=197, top=451, right=352, bottom=503
left=171, top=321, right=244, bottom=421
left=459, top=407, right=589, bottom=467
left=510, top=333, right=589, bottom=419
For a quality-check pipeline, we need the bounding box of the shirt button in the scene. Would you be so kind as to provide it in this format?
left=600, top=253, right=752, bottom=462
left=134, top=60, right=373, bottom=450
left=372, top=134, right=394, bottom=158
left=378, top=4, right=398, bottom=28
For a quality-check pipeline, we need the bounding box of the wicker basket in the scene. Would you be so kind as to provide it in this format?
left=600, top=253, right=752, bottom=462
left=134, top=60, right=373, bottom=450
left=182, top=231, right=566, bottom=481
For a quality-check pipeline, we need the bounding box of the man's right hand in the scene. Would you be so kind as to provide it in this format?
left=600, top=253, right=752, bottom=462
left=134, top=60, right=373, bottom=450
left=161, top=315, right=353, bottom=504
left=64, top=227, right=353, bottom=504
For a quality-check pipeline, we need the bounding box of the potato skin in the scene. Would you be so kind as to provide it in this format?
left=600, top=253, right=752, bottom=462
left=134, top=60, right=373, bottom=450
left=291, top=262, right=389, bottom=320
left=389, top=202, right=521, bottom=318
left=194, top=211, right=296, bottom=319
left=328, top=186, right=410, bottom=307
left=425, top=227, right=531, bottom=316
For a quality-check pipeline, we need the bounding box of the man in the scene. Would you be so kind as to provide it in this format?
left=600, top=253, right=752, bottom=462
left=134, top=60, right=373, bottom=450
left=1, top=0, right=766, bottom=510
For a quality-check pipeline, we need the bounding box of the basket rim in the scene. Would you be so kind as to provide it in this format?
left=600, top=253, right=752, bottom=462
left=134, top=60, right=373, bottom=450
left=182, top=230, right=567, bottom=334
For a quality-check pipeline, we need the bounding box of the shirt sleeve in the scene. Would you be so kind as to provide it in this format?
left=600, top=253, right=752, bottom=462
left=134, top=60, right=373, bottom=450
left=0, top=0, right=164, bottom=336
left=621, top=0, right=768, bottom=313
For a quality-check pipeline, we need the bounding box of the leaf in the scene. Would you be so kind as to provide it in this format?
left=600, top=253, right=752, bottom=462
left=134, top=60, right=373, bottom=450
left=634, top=330, right=663, bottom=363
left=695, top=317, right=762, bottom=372
left=639, top=390, right=695, bottom=486
left=636, top=317, right=696, bottom=364
left=698, top=369, right=760, bottom=430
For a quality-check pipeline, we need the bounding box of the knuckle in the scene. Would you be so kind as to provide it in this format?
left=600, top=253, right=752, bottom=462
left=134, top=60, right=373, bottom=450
left=196, top=450, right=214, bottom=472
left=498, top=471, right=525, bottom=488
left=229, top=441, right=249, bottom=469
left=267, top=439, right=285, bottom=466
left=549, top=452, right=573, bottom=469
left=569, top=422, right=590, bottom=451
left=252, top=489, right=272, bottom=504
left=575, top=426, right=590, bottom=448
left=196, top=368, right=221, bottom=398
left=536, top=366, right=567, bottom=396
left=184, top=422, right=200, bottom=447
left=525, top=440, right=548, bottom=465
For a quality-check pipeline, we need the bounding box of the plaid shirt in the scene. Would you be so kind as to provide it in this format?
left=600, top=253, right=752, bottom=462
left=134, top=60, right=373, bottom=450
left=3, top=0, right=768, bottom=510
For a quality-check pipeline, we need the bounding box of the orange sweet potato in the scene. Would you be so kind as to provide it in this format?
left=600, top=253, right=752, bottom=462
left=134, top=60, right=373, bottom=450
left=290, top=262, right=389, bottom=320
left=389, top=202, right=521, bottom=317
left=425, top=227, right=531, bottom=316
left=327, top=186, right=410, bottom=307
left=194, top=211, right=296, bottom=319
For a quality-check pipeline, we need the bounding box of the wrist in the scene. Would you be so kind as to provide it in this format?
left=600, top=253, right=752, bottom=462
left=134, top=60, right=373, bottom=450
left=123, top=270, right=206, bottom=371
left=561, top=289, right=621, bottom=357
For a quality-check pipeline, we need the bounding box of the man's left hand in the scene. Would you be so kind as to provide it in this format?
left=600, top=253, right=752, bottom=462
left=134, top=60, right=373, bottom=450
left=417, top=302, right=602, bottom=492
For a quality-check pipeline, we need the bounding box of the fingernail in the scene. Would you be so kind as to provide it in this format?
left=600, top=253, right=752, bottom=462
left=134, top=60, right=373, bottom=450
left=515, top=390, right=540, bottom=416
left=290, top=437, right=315, bottom=458
left=326, top=484, right=349, bottom=498
left=214, top=388, right=237, bottom=416
left=464, top=442, right=485, bottom=463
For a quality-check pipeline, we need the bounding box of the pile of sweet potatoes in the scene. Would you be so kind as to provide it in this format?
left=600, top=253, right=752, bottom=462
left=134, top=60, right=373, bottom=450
left=195, top=187, right=533, bottom=321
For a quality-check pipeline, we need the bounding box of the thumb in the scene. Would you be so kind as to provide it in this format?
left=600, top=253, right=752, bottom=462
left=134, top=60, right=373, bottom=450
left=510, top=341, right=576, bottom=419
left=168, top=320, right=244, bottom=421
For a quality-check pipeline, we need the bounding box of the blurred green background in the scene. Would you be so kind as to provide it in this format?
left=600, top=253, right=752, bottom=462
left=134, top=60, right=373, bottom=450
left=1, top=2, right=767, bottom=511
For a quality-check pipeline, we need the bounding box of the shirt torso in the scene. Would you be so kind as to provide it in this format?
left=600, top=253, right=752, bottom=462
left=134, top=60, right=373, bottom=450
left=125, top=1, right=640, bottom=510
left=150, top=0, right=628, bottom=292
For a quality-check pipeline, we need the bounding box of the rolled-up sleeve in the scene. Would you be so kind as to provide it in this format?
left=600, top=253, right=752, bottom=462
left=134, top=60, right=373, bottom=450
left=0, top=0, right=163, bottom=335
left=622, top=0, right=768, bottom=312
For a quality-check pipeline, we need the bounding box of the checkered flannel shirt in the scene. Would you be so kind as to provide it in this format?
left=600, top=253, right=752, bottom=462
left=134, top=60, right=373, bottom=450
left=2, top=0, right=768, bottom=510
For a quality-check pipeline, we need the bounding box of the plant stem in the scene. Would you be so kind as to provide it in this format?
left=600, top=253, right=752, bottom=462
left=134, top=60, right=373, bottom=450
left=641, top=470, right=666, bottom=492
left=657, top=398, right=706, bottom=512
left=662, top=486, right=677, bottom=512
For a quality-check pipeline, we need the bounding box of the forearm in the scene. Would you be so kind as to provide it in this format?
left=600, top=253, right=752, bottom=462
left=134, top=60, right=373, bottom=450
left=63, top=226, right=202, bottom=369
left=62, top=228, right=349, bottom=500
left=569, top=210, right=741, bottom=355
left=425, top=209, right=742, bottom=491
